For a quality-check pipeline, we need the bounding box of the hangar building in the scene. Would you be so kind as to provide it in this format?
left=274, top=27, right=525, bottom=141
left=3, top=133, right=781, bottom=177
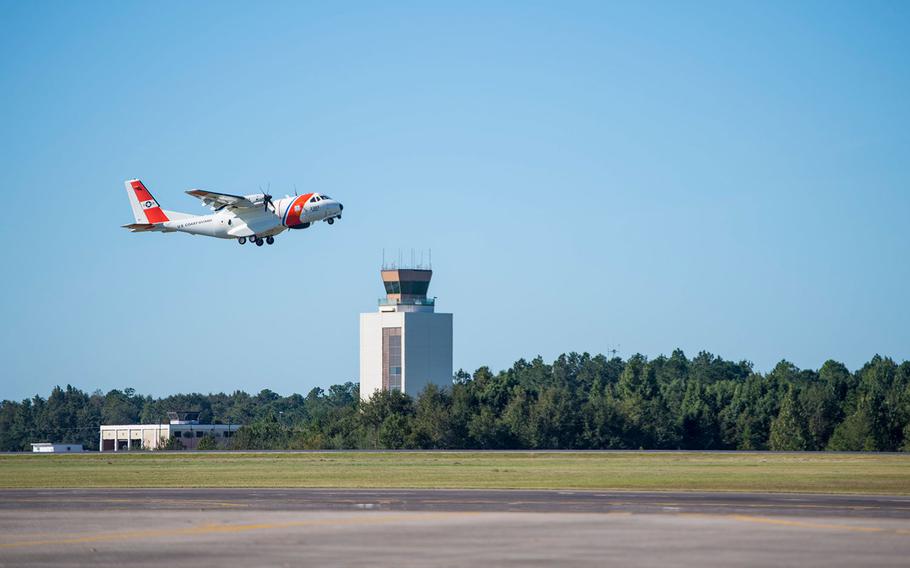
left=99, top=411, right=240, bottom=451
left=359, top=266, right=453, bottom=401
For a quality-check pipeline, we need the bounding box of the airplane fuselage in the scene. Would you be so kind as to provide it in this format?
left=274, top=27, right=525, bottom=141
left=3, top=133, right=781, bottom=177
left=123, top=180, right=343, bottom=247
left=157, top=193, right=341, bottom=239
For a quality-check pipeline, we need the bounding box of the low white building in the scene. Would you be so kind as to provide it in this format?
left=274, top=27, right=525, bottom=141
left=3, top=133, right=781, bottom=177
left=99, top=411, right=240, bottom=451
left=31, top=443, right=83, bottom=453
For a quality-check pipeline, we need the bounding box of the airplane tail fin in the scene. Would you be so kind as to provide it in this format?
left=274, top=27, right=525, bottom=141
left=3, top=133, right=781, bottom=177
left=124, top=179, right=170, bottom=224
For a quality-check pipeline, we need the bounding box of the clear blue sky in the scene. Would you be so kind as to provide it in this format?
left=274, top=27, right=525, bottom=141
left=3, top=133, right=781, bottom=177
left=1, top=2, right=908, bottom=401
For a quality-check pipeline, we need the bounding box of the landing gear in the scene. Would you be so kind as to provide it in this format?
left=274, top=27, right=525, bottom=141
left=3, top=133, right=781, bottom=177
left=238, top=237, right=247, bottom=245
left=255, top=237, right=264, bottom=246
left=266, top=236, right=275, bottom=245
left=327, top=218, right=334, bottom=225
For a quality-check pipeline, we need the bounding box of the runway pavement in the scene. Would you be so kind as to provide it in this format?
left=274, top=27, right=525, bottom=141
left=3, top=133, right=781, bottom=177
left=2, top=489, right=909, bottom=566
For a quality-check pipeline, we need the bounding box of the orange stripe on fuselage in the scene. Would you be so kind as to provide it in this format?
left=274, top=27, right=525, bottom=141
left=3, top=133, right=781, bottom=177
left=284, top=193, right=313, bottom=227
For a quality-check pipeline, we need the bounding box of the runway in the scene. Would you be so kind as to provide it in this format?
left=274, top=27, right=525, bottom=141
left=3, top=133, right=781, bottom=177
left=2, top=489, right=909, bottom=566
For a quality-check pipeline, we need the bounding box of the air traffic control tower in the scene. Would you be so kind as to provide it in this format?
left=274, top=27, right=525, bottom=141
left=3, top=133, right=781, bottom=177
left=359, top=267, right=453, bottom=401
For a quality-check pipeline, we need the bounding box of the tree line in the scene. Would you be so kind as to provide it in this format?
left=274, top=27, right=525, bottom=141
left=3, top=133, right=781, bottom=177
left=1, top=351, right=909, bottom=452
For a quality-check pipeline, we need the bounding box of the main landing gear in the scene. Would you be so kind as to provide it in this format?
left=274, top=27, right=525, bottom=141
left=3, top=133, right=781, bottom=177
left=237, top=235, right=275, bottom=247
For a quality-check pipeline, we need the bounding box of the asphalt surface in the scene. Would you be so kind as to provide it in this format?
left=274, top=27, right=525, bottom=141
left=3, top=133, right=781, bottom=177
left=2, top=489, right=909, bottom=566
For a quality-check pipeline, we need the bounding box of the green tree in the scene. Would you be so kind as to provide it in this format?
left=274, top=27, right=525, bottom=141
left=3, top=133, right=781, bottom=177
left=2, top=352, right=908, bottom=453
left=197, top=434, right=219, bottom=450
left=409, top=384, right=453, bottom=449
left=680, top=382, right=719, bottom=449
left=800, top=368, right=844, bottom=451
left=501, top=386, right=532, bottom=448
left=528, top=387, right=577, bottom=449
left=379, top=414, right=412, bottom=449
left=159, top=435, right=184, bottom=450
left=827, top=412, right=873, bottom=450
left=769, top=386, right=811, bottom=451
left=102, top=389, right=141, bottom=425
left=468, top=407, right=511, bottom=448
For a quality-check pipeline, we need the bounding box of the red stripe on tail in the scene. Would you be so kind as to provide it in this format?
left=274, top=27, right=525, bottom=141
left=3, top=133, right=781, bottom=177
left=131, top=180, right=169, bottom=223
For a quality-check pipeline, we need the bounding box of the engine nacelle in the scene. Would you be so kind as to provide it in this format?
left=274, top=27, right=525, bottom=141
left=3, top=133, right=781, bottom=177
left=244, top=193, right=268, bottom=204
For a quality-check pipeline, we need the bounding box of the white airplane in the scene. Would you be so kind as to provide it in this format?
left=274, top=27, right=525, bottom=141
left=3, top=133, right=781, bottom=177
left=122, top=179, right=343, bottom=246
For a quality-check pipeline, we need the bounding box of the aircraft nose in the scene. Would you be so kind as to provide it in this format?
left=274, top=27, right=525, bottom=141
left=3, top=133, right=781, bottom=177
left=339, top=203, right=344, bottom=211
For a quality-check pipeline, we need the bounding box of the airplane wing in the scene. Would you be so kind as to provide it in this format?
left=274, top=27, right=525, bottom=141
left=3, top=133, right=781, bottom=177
left=186, top=189, right=256, bottom=211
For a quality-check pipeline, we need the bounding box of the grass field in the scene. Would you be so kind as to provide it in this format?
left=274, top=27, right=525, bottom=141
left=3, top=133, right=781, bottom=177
left=1, top=452, right=909, bottom=494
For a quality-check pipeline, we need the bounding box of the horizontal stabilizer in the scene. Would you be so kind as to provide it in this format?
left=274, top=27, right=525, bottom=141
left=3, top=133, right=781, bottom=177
left=122, top=223, right=159, bottom=232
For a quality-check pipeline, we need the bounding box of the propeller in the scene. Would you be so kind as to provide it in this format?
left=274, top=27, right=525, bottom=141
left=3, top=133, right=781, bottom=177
left=259, top=183, right=274, bottom=212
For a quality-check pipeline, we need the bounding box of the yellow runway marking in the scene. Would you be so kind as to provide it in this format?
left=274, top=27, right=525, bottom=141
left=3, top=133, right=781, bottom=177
left=601, top=500, right=905, bottom=512
left=669, top=513, right=910, bottom=536
left=727, top=514, right=910, bottom=536
left=3, top=510, right=909, bottom=550
left=2, top=497, right=248, bottom=508
left=0, top=512, right=476, bottom=550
